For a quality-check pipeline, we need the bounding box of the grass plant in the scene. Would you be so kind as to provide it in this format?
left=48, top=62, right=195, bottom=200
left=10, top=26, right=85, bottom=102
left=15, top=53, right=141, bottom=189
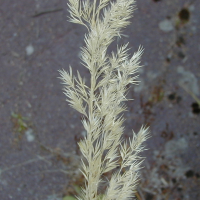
left=59, top=1, right=149, bottom=199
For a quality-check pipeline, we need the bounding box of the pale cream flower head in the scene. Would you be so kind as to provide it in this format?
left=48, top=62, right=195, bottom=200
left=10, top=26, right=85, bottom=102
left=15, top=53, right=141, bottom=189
left=59, top=1, right=149, bottom=199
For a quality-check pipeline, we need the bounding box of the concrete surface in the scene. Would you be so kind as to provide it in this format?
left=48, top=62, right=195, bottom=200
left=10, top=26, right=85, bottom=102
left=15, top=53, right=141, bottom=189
left=0, top=0, right=200, bottom=199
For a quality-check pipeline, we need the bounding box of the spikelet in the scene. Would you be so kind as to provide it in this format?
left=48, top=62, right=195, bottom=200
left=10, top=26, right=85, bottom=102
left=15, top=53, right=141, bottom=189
left=59, top=1, right=149, bottom=199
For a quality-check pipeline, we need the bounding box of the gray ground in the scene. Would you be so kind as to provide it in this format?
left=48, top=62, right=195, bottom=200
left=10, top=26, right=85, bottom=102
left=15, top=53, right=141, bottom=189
left=0, top=0, right=200, bottom=200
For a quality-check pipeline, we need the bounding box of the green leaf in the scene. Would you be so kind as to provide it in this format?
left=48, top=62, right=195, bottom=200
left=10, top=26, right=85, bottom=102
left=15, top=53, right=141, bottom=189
left=73, top=185, right=81, bottom=194
left=63, top=196, right=77, bottom=200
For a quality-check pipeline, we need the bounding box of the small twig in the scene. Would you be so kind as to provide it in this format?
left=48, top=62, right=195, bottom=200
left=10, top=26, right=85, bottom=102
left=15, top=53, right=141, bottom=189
left=0, top=155, right=53, bottom=174
left=35, top=169, right=69, bottom=175
left=135, top=191, right=142, bottom=200
left=32, top=8, right=63, bottom=18
left=137, top=187, right=145, bottom=200
left=180, top=84, right=200, bottom=106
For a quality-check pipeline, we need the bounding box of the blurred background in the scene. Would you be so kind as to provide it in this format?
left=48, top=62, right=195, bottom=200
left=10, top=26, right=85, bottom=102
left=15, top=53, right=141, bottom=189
left=0, top=0, right=200, bottom=199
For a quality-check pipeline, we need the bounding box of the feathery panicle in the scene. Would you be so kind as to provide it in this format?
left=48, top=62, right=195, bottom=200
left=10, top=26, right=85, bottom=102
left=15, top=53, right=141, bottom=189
left=59, top=0, right=149, bottom=199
